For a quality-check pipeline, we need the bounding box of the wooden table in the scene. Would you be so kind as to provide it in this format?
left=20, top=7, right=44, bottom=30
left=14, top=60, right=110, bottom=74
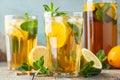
left=0, top=62, right=120, bottom=80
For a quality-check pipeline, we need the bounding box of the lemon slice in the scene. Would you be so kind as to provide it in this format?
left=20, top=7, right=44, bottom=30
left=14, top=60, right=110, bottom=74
left=106, top=6, right=116, bottom=20
left=84, top=3, right=95, bottom=12
left=81, top=48, right=102, bottom=69
left=5, top=19, right=28, bottom=39
left=28, top=46, right=48, bottom=67
left=48, top=19, right=71, bottom=48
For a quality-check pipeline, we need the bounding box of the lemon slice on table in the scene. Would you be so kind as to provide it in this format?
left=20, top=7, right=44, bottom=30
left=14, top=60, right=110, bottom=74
left=81, top=48, right=102, bottom=69
left=48, top=18, right=71, bottom=48
left=79, top=48, right=102, bottom=77
left=28, top=46, right=48, bottom=68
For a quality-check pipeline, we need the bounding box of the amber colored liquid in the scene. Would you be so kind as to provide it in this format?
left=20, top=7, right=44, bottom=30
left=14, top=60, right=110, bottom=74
left=46, top=33, right=78, bottom=73
left=45, top=16, right=82, bottom=74
left=84, top=3, right=117, bottom=55
left=5, top=19, right=37, bottom=69
left=11, top=38, right=36, bottom=69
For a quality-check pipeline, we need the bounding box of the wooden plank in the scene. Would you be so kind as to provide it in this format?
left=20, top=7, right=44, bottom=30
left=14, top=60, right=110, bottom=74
left=0, top=62, right=120, bottom=80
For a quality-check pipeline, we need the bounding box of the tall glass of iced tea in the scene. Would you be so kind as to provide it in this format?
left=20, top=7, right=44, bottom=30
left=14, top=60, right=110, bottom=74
left=83, top=0, right=117, bottom=55
left=44, top=12, right=83, bottom=77
left=4, top=15, right=38, bottom=70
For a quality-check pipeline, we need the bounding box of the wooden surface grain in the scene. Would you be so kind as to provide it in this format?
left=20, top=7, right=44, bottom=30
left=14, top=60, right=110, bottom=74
left=0, top=62, right=120, bottom=80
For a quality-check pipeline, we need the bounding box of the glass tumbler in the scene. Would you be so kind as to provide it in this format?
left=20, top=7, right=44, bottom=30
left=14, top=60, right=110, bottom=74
left=4, top=15, right=38, bottom=70
left=44, top=12, right=83, bottom=77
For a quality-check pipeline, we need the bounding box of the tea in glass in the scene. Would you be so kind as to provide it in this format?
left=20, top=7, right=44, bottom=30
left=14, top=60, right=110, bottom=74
left=44, top=12, right=83, bottom=76
left=84, top=1, right=117, bottom=55
left=4, top=15, right=38, bottom=70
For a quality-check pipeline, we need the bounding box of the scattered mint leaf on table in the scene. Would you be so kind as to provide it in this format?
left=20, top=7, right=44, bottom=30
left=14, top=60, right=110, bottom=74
left=17, top=63, right=32, bottom=71
left=96, top=50, right=110, bottom=69
left=79, top=61, right=101, bottom=77
left=32, top=56, right=52, bottom=80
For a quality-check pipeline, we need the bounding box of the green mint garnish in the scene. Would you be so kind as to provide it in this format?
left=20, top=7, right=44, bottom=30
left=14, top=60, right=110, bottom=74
left=96, top=50, right=110, bottom=69
left=33, top=56, right=52, bottom=76
left=95, top=3, right=111, bottom=22
left=67, top=22, right=80, bottom=44
left=32, top=56, right=52, bottom=80
left=79, top=61, right=101, bottom=77
left=20, top=13, right=38, bottom=39
left=43, top=2, right=67, bottom=16
left=18, top=56, right=52, bottom=80
left=33, top=56, right=44, bottom=70
left=17, top=63, right=32, bottom=71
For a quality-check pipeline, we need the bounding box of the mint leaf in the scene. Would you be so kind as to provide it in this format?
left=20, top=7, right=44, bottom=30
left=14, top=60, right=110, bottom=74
left=20, top=20, right=38, bottom=39
left=96, top=8, right=103, bottom=21
left=55, top=11, right=67, bottom=16
left=17, top=63, right=32, bottom=71
left=95, top=3, right=103, bottom=21
left=96, top=50, right=107, bottom=62
left=79, top=61, right=101, bottom=77
left=33, top=56, right=52, bottom=75
left=33, top=56, right=52, bottom=78
left=95, top=3, right=111, bottom=22
left=43, top=5, right=50, bottom=11
left=43, top=2, right=67, bottom=16
left=67, top=22, right=80, bottom=44
left=96, top=50, right=110, bottom=69
left=50, top=2, right=54, bottom=11
left=55, top=7, right=59, bottom=11
left=33, top=56, right=44, bottom=70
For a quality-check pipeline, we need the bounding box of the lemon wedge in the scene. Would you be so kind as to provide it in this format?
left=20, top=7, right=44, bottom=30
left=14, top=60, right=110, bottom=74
left=48, top=18, right=71, bottom=48
left=28, top=46, right=48, bottom=67
left=81, top=48, right=102, bottom=69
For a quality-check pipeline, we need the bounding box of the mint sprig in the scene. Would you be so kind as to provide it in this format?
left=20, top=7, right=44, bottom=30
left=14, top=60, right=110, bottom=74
left=17, top=56, right=52, bottom=80
left=20, top=13, right=38, bottom=39
left=43, top=2, right=66, bottom=16
left=32, top=56, right=52, bottom=80
left=79, top=61, right=101, bottom=77
left=67, top=22, right=81, bottom=44
left=32, top=56, right=52, bottom=77
left=95, top=3, right=111, bottom=22
left=17, top=63, right=32, bottom=71
left=96, top=50, right=110, bottom=69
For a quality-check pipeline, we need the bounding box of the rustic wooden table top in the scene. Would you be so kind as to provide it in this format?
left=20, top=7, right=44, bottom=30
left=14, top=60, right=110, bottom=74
left=0, top=62, right=120, bottom=80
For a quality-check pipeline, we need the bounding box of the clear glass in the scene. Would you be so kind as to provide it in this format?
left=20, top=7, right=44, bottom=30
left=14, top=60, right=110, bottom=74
left=4, top=15, right=38, bottom=70
left=44, top=12, right=83, bottom=77
left=83, top=0, right=117, bottom=55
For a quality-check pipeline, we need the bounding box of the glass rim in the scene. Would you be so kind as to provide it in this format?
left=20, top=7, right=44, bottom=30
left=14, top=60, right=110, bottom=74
left=4, top=14, right=38, bottom=20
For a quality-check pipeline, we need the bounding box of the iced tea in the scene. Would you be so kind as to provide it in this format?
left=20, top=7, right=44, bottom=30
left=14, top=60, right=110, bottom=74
left=4, top=15, right=38, bottom=70
left=44, top=12, right=83, bottom=76
left=84, top=3, right=117, bottom=55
